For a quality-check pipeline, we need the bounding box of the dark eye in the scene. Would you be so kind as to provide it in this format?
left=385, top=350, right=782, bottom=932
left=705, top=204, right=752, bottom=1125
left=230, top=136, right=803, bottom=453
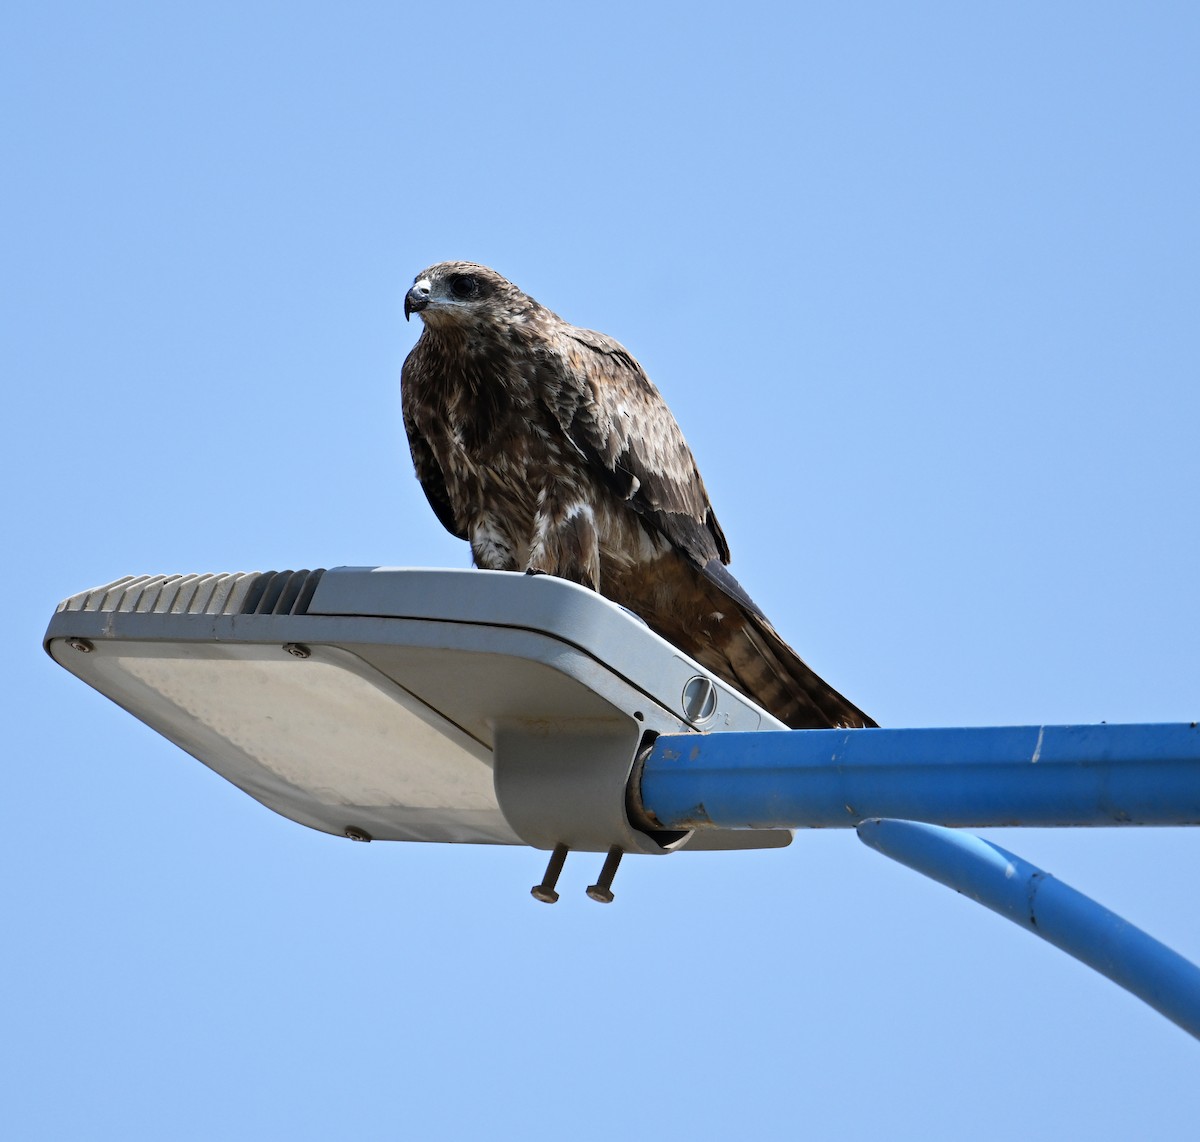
left=448, top=273, right=480, bottom=300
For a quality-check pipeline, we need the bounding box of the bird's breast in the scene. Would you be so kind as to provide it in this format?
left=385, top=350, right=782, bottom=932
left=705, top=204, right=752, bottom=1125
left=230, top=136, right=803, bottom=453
left=407, top=332, right=667, bottom=574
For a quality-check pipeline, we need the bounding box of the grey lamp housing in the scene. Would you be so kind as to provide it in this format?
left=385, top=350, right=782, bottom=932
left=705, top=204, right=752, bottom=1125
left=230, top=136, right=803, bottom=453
left=46, top=567, right=790, bottom=898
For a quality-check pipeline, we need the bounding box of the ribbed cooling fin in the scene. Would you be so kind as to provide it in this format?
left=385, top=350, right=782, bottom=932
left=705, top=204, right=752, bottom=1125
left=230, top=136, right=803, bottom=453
left=54, top=570, right=326, bottom=618
left=239, top=569, right=327, bottom=615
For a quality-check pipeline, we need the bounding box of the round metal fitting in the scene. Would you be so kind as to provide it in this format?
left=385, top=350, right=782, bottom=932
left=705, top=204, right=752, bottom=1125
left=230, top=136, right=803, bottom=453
left=681, top=675, right=718, bottom=723
left=283, top=642, right=312, bottom=659
left=344, top=826, right=372, bottom=843
left=68, top=638, right=94, bottom=654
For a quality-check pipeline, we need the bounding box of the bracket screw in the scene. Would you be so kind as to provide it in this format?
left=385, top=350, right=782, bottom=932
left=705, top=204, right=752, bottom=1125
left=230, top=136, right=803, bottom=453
left=682, top=676, right=718, bottom=723
left=283, top=643, right=311, bottom=659
left=586, top=846, right=624, bottom=904
left=344, top=826, right=372, bottom=842
left=531, top=843, right=569, bottom=904
left=68, top=638, right=94, bottom=653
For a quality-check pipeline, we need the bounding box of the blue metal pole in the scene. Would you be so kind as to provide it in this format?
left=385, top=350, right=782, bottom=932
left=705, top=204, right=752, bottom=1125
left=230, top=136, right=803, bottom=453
left=638, top=723, right=1200, bottom=831
left=857, top=818, right=1200, bottom=1041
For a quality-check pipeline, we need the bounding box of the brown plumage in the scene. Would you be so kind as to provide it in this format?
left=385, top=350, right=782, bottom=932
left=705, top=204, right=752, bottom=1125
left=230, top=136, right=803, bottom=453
left=401, top=261, right=875, bottom=729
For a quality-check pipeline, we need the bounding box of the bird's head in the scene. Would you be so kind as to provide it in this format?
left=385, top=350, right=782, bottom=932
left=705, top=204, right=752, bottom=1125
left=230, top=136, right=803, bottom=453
left=404, top=262, right=534, bottom=329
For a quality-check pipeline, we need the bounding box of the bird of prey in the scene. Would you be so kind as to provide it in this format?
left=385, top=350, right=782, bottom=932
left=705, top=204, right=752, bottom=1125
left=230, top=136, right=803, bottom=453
left=401, top=261, right=874, bottom=729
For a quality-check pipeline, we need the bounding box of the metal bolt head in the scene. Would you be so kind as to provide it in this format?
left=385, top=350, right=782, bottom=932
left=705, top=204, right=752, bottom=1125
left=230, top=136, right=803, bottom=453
left=531, top=843, right=568, bottom=904
left=585, top=846, right=622, bottom=903
left=283, top=642, right=311, bottom=659
left=344, top=826, right=372, bottom=842
left=68, top=638, right=94, bottom=654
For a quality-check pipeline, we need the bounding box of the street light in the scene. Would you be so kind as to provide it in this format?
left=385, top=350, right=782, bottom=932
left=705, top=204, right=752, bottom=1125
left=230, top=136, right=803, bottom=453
left=45, top=563, right=1200, bottom=1036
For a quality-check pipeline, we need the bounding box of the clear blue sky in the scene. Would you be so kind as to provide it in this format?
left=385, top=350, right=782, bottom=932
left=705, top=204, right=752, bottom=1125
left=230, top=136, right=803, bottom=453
left=5, top=3, right=1200, bottom=1138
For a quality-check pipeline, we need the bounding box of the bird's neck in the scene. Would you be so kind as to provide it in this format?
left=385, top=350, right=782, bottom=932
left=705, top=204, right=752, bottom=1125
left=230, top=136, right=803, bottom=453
left=422, top=317, right=513, bottom=358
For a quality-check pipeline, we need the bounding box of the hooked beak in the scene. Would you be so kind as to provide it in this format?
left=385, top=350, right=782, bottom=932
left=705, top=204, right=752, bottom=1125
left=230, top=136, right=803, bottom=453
left=404, top=278, right=431, bottom=321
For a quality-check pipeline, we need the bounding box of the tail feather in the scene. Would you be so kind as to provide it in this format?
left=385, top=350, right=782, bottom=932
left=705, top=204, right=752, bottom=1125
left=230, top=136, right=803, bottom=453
left=725, top=608, right=876, bottom=729
left=603, top=552, right=875, bottom=730
left=698, top=561, right=876, bottom=729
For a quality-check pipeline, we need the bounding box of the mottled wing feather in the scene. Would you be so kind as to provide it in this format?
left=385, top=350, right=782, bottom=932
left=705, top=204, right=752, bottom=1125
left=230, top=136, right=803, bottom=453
left=542, top=324, right=731, bottom=567
left=402, top=368, right=466, bottom=540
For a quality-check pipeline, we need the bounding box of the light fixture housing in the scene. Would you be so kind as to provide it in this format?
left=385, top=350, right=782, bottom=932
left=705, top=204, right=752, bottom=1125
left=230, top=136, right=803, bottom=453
left=46, top=567, right=791, bottom=856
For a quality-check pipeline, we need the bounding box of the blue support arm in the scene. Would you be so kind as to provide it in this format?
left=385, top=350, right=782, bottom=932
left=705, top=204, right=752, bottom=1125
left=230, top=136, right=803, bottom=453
left=857, top=819, right=1200, bottom=1041
left=637, top=723, right=1200, bottom=831
left=635, top=723, right=1200, bottom=1041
